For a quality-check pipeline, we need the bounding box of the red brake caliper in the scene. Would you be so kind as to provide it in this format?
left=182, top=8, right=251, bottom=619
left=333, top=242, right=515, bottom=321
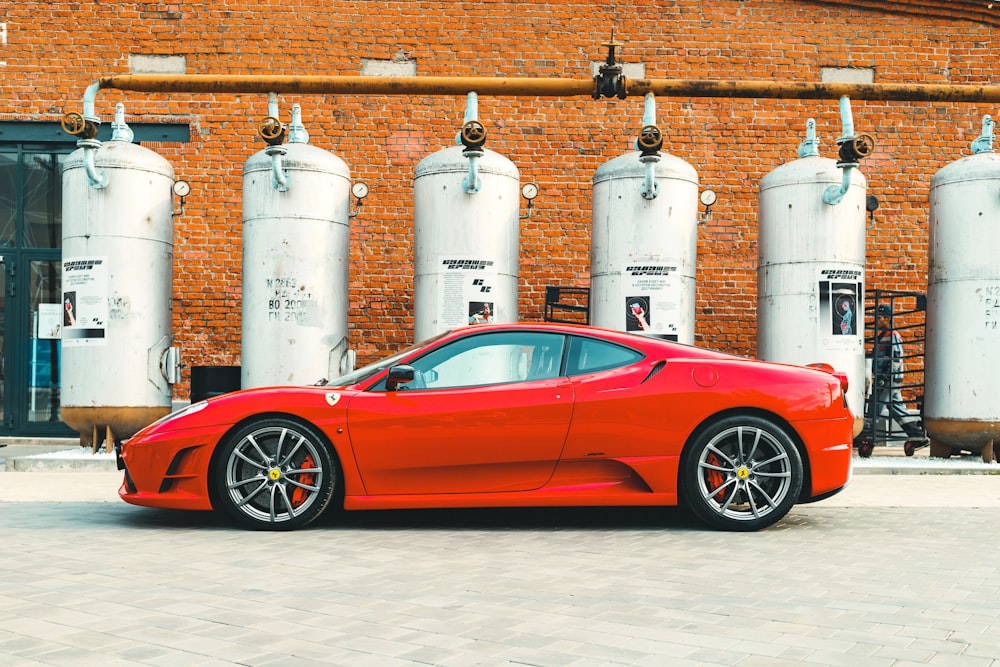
left=290, top=454, right=316, bottom=508
left=705, top=453, right=728, bottom=502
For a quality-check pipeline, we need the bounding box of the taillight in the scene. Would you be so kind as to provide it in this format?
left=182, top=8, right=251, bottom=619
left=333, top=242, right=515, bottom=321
left=806, top=362, right=849, bottom=398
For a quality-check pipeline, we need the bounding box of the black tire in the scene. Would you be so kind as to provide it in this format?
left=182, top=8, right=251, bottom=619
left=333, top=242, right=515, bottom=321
left=680, top=415, right=803, bottom=531
left=213, top=417, right=338, bottom=530
left=857, top=441, right=875, bottom=458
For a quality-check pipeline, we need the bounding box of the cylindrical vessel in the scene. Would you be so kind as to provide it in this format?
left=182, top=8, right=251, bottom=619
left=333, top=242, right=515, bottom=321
left=590, top=152, right=699, bottom=343
left=242, top=142, right=351, bottom=387
left=413, top=146, right=520, bottom=341
left=925, top=149, right=1000, bottom=451
left=61, top=139, right=175, bottom=442
left=757, top=155, right=867, bottom=431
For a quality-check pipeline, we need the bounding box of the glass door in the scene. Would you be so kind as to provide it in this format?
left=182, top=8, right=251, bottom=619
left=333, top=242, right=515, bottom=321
left=26, top=257, right=64, bottom=427
left=0, top=252, right=71, bottom=435
left=1, top=254, right=6, bottom=429
left=0, top=144, right=73, bottom=436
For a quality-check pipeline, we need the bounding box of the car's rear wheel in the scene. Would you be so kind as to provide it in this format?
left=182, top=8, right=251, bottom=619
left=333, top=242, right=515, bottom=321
left=680, top=415, right=803, bottom=531
left=213, top=417, right=338, bottom=530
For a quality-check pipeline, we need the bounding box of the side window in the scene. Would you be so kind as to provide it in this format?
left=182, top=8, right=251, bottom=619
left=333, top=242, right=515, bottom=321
left=567, top=336, right=644, bottom=375
left=406, top=331, right=566, bottom=390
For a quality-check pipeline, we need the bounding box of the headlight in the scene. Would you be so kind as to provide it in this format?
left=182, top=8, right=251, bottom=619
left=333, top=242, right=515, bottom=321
left=148, top=400, right=209, bottom=429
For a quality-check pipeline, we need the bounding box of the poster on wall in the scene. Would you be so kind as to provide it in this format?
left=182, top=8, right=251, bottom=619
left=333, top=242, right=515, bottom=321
left=437, top=258, right=500, bottom=329
left=36, top=303, right=63, bottom=339
left=61, top=257, right=108, bottom=346
left=818, top=266, right=863, bottom=345
left=623, top=264, right=682, bottom=340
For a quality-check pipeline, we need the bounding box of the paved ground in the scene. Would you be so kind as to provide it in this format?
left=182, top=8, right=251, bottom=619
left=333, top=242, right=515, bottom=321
left=2, top=458, right=1000, bottom=666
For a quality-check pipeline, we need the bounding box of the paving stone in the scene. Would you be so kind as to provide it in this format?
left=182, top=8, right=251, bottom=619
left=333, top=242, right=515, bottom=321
left=3, top=476, right=1000, bottom=664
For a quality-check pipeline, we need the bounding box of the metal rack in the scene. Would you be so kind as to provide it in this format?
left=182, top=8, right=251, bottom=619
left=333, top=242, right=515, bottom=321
left=855, top=289, right=927, bottom=457
left=543, top=286, right=590, bottom=325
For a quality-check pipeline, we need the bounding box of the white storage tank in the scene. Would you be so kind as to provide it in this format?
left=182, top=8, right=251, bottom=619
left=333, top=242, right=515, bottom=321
left=242, top=106, right=352, bottom=388
left=60, top=107, right=177, bottom=445
left=590, top=150, right=699, bottom=342
left=413, top=144, right=520, bottom=341
left=925, top=115, right=1000, bottom=457
left=757, top=119, right=867, bottom=432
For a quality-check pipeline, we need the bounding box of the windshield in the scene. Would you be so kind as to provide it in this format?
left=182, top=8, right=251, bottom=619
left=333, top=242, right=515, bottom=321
left=325, top=331, right=450, bottom=387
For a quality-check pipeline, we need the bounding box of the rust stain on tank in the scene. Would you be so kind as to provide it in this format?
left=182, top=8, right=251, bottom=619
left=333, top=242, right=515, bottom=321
left=925, top=418, right=1000, bottom=450
left=61, top=406, right=171, bottom=446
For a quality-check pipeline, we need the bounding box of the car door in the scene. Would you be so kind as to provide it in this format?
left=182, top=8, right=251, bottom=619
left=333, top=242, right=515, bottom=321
left=346, top=331, right=574, bottom=495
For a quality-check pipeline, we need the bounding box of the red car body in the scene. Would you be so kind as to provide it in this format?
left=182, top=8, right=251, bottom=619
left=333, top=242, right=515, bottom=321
left=118, top=323, right=853, bottom=531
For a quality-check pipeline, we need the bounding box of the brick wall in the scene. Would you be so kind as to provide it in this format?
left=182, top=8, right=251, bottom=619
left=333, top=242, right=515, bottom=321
left=2, top=0, right=997, bottom=396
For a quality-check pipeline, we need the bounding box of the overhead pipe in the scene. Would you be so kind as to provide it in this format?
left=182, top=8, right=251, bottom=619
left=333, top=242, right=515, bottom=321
left=86, top=73, right=1000, bottom=104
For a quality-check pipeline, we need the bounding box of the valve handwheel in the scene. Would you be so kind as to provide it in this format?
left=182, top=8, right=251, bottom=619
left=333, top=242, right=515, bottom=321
left=851, top=133, right=876, bottom=158
left=61, top=112, right=87, bottom=136
left=637, top=124, right=663, bottom=152
left=460, top=120, right=487, bottom=148
left=259, top=116, right=285, bottom=142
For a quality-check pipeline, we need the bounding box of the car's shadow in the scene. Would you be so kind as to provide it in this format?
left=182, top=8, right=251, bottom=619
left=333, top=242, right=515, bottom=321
left=321, top=505, right=701, bottom=532
left=104, top=503, right=704, bottom=532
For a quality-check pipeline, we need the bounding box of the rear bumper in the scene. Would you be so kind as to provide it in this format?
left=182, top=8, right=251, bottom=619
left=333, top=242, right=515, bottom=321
left=793, top=417, right=854, bottom=499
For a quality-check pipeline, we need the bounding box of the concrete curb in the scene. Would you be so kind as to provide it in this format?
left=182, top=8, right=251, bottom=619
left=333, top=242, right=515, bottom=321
left=6, top=456, right=118, bottom=472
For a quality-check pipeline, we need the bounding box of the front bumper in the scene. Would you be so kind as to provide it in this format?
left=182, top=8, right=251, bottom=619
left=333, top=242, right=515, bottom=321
left=117, top=424, right=226, bottom=511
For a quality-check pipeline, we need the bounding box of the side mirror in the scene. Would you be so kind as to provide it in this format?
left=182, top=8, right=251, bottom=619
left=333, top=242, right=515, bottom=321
left=386, top=365, right=415, bottom=392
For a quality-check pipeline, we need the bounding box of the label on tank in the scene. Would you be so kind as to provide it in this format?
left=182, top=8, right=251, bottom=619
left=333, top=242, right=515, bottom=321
left=263, top=276, right=319, bottom=325
left=437, top=257, right=500, bottom=329
left=983, top=285, right=1000, bottom=332
left=61, top=256, right=109, bottom=346
left=818, top=266, right=863, bottom=346
left=623, top=264, right=681, bottom=340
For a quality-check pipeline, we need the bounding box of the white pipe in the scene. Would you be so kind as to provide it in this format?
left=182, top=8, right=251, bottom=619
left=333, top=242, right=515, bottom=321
left=640, top=93, right=660, bottom=200
left=265, top=93, right=289, bottom=191
left=460, top=92, right=482, bottom=195
left=79, top=138, right=108, bottom=189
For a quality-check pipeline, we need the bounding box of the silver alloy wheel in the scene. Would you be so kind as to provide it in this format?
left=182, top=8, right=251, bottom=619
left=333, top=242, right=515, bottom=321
left=695, top=425, right=793, bottom=523
left=224, top=424, right=325, bottom=524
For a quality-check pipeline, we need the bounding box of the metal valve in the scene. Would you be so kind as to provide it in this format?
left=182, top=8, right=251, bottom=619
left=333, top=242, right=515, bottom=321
left=593, top=40, right=627, bottom=100
left=637, top=124, right=663, bottom=156
left=61, top=112, right=99, bottom=139
left=837, top=133, right=876, bottom=165
left=258, top=116, right=286, bottom=145
left=459, top=120, right=487, bottom=150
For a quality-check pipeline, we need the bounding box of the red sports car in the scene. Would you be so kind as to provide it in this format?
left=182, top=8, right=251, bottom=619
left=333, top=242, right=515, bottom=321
left=117, top=323, right=853, bottom=531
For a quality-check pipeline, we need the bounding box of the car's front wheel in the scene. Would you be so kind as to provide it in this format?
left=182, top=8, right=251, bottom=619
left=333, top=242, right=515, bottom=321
left=680, top=415, right=803, bottom=531
left=213, top=417, right=338, bottom=530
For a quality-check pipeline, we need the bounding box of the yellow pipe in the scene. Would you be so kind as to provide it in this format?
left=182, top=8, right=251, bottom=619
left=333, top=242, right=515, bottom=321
left=630, top=79, right=1000, bottom=103
left=96, top=74, right=1000, bottom=104
left=97, top=74, right=596, bottom=97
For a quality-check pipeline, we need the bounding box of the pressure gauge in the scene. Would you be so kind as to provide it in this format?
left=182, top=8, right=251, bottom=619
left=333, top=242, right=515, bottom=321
left=700, top=189, right=717, bottom=207
left=521, top=182, right=539, bottom=200
left=172, top=180, right=191, bottom=198
left=352, top=182, right=369, bottom=199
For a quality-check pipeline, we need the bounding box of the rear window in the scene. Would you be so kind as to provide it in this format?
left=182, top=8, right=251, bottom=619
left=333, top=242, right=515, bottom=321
left=567, top=336, right=644, bottom=375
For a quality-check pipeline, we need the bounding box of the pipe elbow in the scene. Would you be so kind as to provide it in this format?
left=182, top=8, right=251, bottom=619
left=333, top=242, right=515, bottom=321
left=265, top=145, right=290, bottom=192
left=79, top=138, right=108, bottom=190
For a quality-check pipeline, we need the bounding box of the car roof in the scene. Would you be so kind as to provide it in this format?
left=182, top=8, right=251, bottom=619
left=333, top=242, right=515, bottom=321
left=439, top=322, right=733, bottom=360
